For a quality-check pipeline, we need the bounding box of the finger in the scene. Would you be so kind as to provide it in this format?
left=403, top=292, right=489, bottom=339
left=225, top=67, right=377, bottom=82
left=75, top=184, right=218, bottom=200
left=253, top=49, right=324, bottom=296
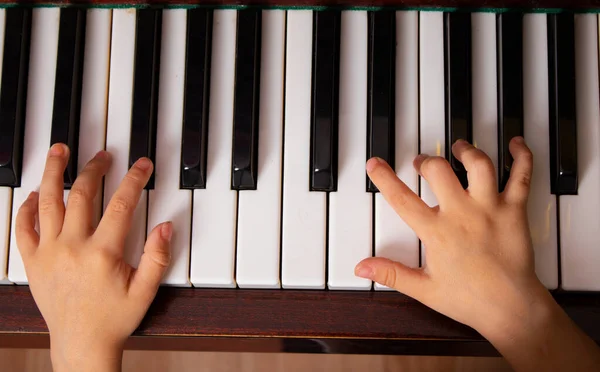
left=366, top=157, right=434, bottom=230
left=503, top=137, right=533, bottom=205
left=451, top=140, right=497, bottom=202
left=15, top=191, right=40, bottom=262
left=355, top=257, right=429, bottom=299
left=413, top=154, right=466, bottom=209
left=94, top=158, right=152, bottom=256
left=39, top=143, right=69, bottom=240
left=128, top=222, right=172, bottom=304
left=63, top=151, right=111, bottom=237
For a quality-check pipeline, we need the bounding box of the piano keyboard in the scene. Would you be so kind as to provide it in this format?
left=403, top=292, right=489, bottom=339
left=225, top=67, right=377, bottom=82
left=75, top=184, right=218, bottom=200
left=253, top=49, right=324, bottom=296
left=0, top=8, right=599, bottom=291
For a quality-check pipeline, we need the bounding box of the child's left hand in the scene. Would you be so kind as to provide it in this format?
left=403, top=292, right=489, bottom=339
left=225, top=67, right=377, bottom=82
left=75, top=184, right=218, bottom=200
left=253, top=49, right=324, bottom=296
left=15, top=144, right=172, bottom=372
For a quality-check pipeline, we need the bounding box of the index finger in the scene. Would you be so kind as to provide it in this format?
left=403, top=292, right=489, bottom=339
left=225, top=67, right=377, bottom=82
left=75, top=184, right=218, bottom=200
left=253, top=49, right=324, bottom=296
left=94, top=158, right=153, bottom=256
left=39, top=143, right=69, bottom=241
left=367, top=157, right=434, bottom=232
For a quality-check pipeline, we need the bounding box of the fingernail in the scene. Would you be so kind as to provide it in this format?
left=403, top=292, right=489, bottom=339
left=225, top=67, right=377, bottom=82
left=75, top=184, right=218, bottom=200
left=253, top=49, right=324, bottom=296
left=355, top=264, right=373, bottom=279
left=27, top=191, right=38, bottom=200
left=415, top=154, right=429, bottom=162
left=514, top=136, right=525, bottom=144
left=49, top=143, right=65, bottom=156
left=454, top=138, right=467, bottom=145
left=95, top=150, right=109, bottom=160
left=161, top=222, right=173, bottom=242
left=136, top=158, right=152, bottom=171
left=366, top=157, right=381, bottom=173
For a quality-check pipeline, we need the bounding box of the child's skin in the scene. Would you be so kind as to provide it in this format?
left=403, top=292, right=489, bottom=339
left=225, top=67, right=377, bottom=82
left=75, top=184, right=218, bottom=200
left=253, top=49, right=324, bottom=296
left=14, top=138, right=600, bottom=372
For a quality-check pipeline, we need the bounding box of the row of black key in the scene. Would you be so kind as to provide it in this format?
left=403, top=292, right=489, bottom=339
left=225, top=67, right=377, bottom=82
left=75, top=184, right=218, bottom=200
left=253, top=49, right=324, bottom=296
left=0, top=9, right=580, bottom=197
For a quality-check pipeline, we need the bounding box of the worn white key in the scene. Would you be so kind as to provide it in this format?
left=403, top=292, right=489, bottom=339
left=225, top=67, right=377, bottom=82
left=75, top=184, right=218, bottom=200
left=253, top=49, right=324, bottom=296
left=418, top=11, right=445, bottom=266
left=560, top=14, right=600, bottom=291
left=328, top=11, right=371, bottom=290
left=0, top=187, right=10, bottom=284
left=522, top=14, right=558, bottom=289
left=235, top=11, right=285, bottom=289
left=190, top=10, right=238, bottom=288
left=147, top=10, right=191, bottom=287
left=281, top=11, right=326, bottom=289
left=104, top=9, right=146, bottom=268
left=374, top=11, right=419, bottom=290
left=77, top=9, right=111, bottom=226
left=471, top=13, right=498, bottom=174
left=8, top=9, right=60, bottom=284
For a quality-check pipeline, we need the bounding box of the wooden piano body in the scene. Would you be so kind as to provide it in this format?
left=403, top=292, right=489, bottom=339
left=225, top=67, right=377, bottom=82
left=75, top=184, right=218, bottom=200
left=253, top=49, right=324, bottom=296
left=0, top=0, right=599, bottom=356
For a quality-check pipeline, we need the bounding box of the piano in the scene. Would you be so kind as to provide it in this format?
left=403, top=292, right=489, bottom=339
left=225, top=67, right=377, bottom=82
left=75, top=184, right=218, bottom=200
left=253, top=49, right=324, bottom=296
left=0, top=0, right=599, bottom=355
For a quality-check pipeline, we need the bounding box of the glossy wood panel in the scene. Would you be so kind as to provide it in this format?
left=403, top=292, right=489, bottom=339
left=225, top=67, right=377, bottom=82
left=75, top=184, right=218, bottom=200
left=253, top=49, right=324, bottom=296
left=1, top=286, right=599, bottom=355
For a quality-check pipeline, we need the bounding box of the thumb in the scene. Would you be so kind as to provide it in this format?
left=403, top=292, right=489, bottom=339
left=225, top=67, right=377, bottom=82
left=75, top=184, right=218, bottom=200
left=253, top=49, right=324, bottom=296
left=355, top=257, right=428, bottom=298
left=129, top=222, right=172, bottom=303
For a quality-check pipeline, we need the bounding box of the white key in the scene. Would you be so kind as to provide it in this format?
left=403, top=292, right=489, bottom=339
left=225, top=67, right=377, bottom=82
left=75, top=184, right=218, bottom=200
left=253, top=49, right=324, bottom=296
left=281, top=11, right=327, bottom=289
left=77, top=9, right=111, bottom=226
left=147, top=10, right=191, bottom=287
left=0, top=187, right=10, bottom=284
left=9, top=8, right=60, bottom=284
left=418, top=11, right=445, bottom=266
left=523, top=14, right=558, bottom=289
left=328, top=11, right=371, bottom=290
left=374, top=11, right=419, bottom=290
left=560, top=14, right=600, bottom=291
left=190, top=10, right=238, bottom=288
left=235, top=10, right=285, bottom=289
left=471, top=13, right=498, bottom=174
left=104, top=9, right=146, bottom=268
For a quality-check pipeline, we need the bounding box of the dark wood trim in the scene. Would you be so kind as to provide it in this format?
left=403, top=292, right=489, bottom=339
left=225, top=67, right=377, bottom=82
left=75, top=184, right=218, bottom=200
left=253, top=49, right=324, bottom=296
left=0, top=334, right=502, bottom=355
left=1, top=0, right=600, bottom=11
left=0, top=286, right=599, bottom=354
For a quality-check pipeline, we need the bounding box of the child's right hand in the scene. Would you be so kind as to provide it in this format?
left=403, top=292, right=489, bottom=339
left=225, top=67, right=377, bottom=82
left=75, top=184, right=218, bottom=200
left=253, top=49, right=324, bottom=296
left=356, top=137, right=600, bottom=371
left=356, top=137, right=543, bottom=338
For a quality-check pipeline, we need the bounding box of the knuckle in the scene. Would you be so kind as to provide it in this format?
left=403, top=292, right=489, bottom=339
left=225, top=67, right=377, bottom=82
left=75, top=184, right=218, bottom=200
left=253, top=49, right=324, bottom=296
left=45, top=160, right=65, bottom=176
left=123, top=170, right=147, bottom=189
left=110, top=197, right=133, bottom=216
left=519, top=147, right=534, bottom=163
left=469, top=154, right=494, bottom=175
left=68, top=187, right=90, bottom=206
left=380, top=267, right=398, bottom=288
left=81, top=162, right=102, bottom=177
left=389, top=189, right=409, bottom=209
left=149, top=248, right=171, bottom=269
left=38, top=197, right=59, bottom=215
left=517, top=171, right=532, bottom=189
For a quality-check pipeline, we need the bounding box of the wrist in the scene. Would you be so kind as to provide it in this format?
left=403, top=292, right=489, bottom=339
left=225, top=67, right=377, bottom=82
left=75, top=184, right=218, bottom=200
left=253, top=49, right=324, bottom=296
left=475, top=278, right=558, bottom=344
left=50, top=336, right=124, bottom=372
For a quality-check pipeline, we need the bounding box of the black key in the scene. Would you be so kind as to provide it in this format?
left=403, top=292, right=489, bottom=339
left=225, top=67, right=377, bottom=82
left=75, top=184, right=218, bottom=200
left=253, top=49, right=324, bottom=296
left=0, top=9, right=31, bottom=187
left=367, top=11, right=395, bottom=193
left=444, top=12, right=472, bottom=189
left=497, top=13, right=524, bottom=192
left=129, top=9, right=162, bottom=190
left=310, top=10, right=340, bottom=192
left=50, top=8, right=86, bottom=189
left=548, top=14, right=577, bottom=195
left=231, top=9, right=261, bottom=190
left=180, top=9, right=213, bottom=189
